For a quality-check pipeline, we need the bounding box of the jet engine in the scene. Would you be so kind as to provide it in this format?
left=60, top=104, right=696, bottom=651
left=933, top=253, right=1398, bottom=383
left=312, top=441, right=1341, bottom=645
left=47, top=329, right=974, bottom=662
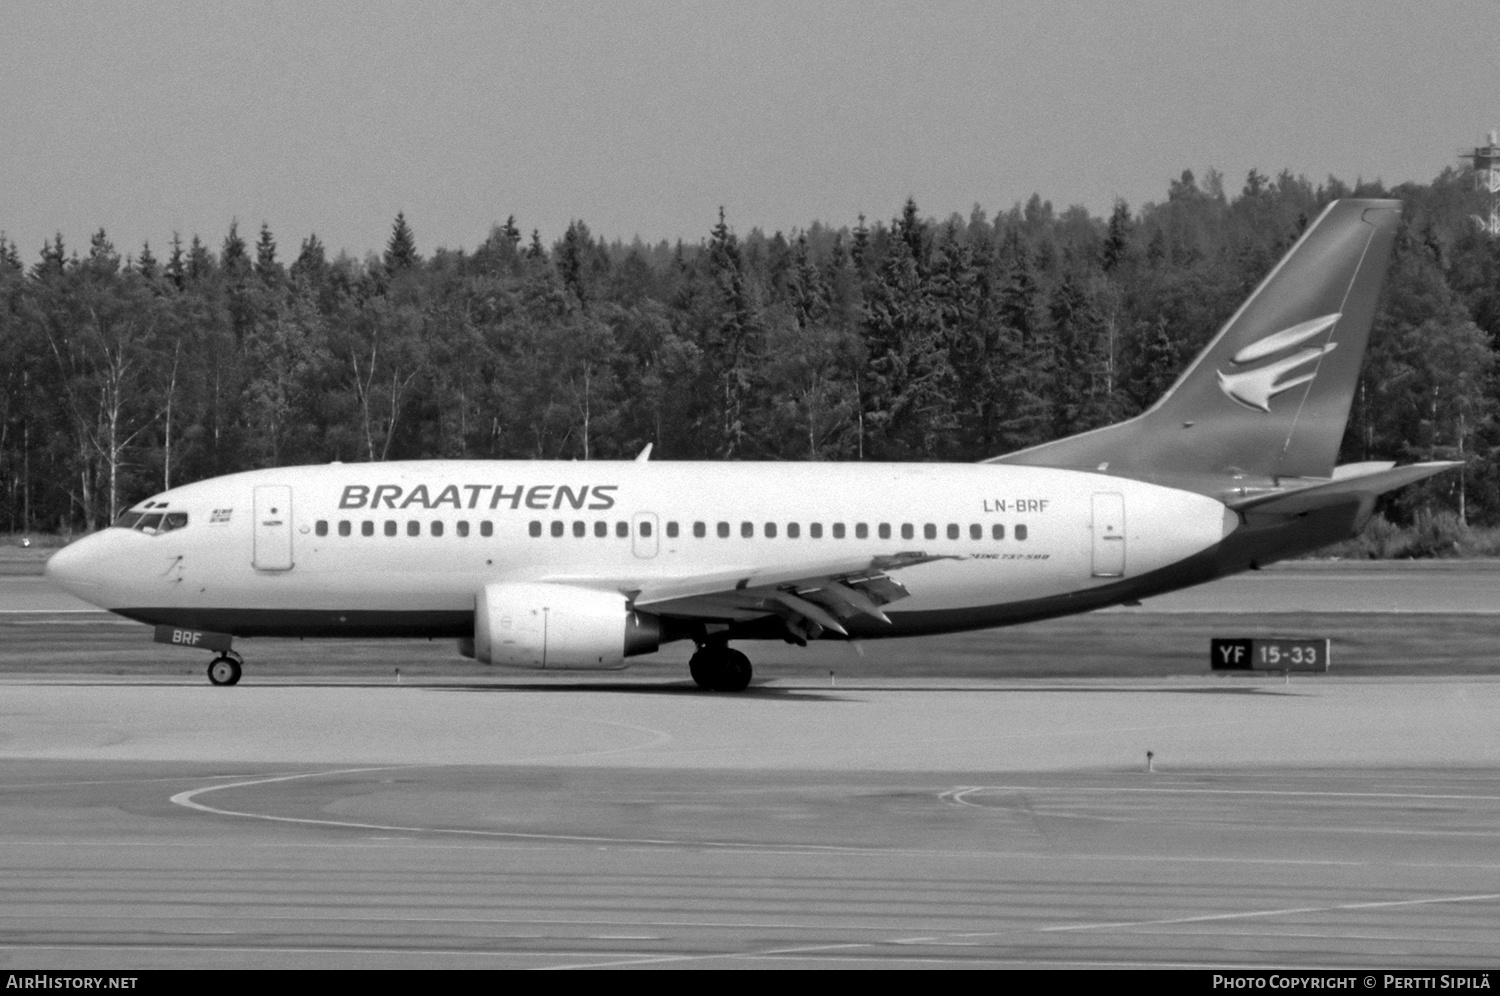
left=472, top=582, right=660, bottom=669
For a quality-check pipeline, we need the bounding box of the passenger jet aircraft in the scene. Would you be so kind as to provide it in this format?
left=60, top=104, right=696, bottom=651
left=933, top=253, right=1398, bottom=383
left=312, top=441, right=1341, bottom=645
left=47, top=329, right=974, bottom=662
left=46, top=199, right=1455, bottom=690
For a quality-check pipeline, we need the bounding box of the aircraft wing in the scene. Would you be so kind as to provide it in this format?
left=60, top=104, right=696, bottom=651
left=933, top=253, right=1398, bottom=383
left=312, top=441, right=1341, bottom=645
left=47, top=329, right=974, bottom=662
left=1226, top=461, right=1460, bottom=519
left=613, top=551, right=956, bottom=642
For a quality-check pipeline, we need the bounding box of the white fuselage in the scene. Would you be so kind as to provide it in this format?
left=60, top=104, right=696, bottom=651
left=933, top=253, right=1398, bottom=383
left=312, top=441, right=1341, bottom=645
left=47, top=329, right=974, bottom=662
left=47, top=460, right=1237, bottom=644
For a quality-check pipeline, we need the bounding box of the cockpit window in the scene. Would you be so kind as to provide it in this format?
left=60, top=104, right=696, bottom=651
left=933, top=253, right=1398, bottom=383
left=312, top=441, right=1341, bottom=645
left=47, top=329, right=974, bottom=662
left=119, top=511, right=188, bottom=534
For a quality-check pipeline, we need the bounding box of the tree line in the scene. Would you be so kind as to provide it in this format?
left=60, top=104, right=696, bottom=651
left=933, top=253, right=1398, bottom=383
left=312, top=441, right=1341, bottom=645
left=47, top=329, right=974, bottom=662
left=2, top=165, right=1498, bottom=535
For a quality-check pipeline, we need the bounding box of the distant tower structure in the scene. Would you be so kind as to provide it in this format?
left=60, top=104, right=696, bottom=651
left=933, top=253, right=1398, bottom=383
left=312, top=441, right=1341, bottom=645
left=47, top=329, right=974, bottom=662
left=1463, top=130, right=1500, bottom=235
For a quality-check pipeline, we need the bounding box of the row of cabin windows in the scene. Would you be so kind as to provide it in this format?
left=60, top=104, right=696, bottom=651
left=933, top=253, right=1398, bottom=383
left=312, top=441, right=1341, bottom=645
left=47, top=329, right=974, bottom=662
left=524, top=519, right=1029, bottom=540
left=316, top=518, right=1029, bottom=542
left=315, top=519, right=495, bottom=538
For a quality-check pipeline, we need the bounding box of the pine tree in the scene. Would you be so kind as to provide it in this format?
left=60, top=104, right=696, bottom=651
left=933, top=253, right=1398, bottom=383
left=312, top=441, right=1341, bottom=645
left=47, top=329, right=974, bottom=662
left=703, top=207, right=759, bottom=457
left=290, top=233, right=327, bottom=284
left=86, top=228, right=119, bottom=275
left=187, top=235, right=214, bottom=282
left=166, top=233, right=185, bottom=289
left=500, top=215, right=521, bottom=248
left=221, top=221, right=250, bottom=278
left=137, top=241, right=158, bottom=280
left=0, top=234, right=21, bottom=274
left=557, top=220, right=592, bottom=305
left=1102, top=200, right=1132, bottom=273
left=254, top=222, right=282, bottom=282
left=384, top=212, right=419, bottom=274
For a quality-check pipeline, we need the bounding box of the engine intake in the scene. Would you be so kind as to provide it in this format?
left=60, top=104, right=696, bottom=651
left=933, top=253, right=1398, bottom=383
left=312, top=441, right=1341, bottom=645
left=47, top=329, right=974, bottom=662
left=473, top=582, right=660, bottom=669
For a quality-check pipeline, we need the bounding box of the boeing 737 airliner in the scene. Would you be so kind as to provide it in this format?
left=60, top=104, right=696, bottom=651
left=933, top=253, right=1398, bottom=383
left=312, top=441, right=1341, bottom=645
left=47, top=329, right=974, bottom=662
left=46, top=200, right=1455, bottom=690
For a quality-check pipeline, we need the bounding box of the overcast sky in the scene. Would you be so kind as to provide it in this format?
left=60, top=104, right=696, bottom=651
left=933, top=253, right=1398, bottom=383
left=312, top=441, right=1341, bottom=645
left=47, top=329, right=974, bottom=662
left=2, top=1, right=1497, bottom=261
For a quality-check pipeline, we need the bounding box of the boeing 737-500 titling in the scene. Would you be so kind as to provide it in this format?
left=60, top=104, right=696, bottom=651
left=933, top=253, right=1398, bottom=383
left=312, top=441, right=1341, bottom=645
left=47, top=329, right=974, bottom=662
left=46, top=199, right=1456, bottom=690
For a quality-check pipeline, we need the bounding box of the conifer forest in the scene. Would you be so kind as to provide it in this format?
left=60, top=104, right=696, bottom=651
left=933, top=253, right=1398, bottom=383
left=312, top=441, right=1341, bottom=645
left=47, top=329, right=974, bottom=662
left=2, top=166, right=1498, bottom=537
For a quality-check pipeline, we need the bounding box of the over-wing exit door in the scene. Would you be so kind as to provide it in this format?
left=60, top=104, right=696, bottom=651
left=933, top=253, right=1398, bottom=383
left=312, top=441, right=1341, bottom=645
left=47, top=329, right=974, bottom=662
left=632, top=512, right=659, bottom=558
left=253, top=485, right=294, bottom=571
left=1091, top=492, right=1125, bottom=578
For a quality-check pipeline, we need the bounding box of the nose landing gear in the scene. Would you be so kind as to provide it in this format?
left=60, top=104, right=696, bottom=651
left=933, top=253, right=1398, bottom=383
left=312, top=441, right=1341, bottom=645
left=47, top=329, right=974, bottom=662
left=207, top=651, right=244, bottom=686
left=688, top=641, right=753, bottom=692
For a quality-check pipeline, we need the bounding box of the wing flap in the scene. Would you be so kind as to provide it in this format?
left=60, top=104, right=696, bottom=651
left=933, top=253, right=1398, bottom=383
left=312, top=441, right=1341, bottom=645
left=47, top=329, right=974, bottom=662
left=625, top=551, right=948, bottom=638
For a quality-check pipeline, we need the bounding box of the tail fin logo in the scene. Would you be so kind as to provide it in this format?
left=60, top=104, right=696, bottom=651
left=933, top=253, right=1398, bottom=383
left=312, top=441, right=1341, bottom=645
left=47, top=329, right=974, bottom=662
left=1216, top=313, right=1341, bottom=412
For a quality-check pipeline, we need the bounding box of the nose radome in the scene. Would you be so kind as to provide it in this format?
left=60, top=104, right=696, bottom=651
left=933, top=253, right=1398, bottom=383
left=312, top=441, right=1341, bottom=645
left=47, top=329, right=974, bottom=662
left=45, top=537, right=104, bottom=598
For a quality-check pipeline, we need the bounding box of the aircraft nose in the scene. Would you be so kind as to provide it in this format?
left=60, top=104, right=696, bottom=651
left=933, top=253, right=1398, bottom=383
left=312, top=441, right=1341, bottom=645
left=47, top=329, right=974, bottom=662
left=45, top=537, right=105, bottom=598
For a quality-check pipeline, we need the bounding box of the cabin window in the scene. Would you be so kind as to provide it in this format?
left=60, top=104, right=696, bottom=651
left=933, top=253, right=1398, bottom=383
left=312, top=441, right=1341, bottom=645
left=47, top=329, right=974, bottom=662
left=947, top=524, right=959, bottom=540
left=595, top=521, right=608, bottom=538
left=717, top=521, right=730, bottom=538
left=923, top=523, right=936, bottom=540
left=407, top=520, right=420, bottom=537
left=694, top=521, right=706, bottom=538
left=969, top=523, right=981, bottom=540
left=992, top=523, right=1005, bottom=540
left=480, top=521, right=493, bottom=537
left=457, top=521, right=470, bottom=537
left=431, top=520, right=444, bottom=537
left=616, top=521, right=629, bottom=538
left=362, top=521, right=374, bottom=537
left=339, top=520, right=351, bottom=537
left=1016, top=524, right=1028, bottom=541
left=573, top=520, right=586, bottom=538
left=666, top=521, right=679, bottom=538
left=384, top=521, right=397, bottom=537
left=854, top=523, right=866, bottom=539
left=551, top=520, right=564, bottom=538
left=639, top=520, right=653, bottom=538
left=764, top=522, right=777, bottom=539
left=315, top=520, right=328, bottom=537
left=741, top=521, right=753, bottom=538
left=810, top=523, right=823, bottom=539
left=787, top=522, right=800, bottom=539
left=529, top=521, right=542, bottom=537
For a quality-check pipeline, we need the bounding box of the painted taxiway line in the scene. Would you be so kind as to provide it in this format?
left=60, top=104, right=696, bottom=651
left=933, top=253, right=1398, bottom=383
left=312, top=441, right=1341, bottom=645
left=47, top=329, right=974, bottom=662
left=940, top=784, right=1500, bottom=803
left=160, top=770, right=1500, bottom=869
left=555, top=891, right=1500, bottom=970
left=168, top=767, right=878, bottom=853
left=1034, top=892, right=1500, bottom=934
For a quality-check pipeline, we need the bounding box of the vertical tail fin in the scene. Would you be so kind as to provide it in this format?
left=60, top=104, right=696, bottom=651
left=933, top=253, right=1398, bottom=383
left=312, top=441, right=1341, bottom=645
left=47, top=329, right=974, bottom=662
left=990, top=199, right=1402, bottom=482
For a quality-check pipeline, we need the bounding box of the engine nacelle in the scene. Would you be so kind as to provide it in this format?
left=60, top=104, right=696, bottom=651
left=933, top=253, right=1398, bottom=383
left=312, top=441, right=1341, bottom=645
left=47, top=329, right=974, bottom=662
left=473, top=582, right=660, bottom=670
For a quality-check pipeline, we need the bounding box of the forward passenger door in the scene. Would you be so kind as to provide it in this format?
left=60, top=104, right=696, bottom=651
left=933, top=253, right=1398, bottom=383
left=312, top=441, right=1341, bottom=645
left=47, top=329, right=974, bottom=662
left=253, top=485, right=295, bottom=571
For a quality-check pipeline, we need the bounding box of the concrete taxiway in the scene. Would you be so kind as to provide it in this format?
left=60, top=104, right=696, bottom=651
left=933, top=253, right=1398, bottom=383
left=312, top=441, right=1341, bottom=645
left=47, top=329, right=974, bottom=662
left=3, top=557, right=1500, bottom=968
left=1, top=677, right=1499, bottom=969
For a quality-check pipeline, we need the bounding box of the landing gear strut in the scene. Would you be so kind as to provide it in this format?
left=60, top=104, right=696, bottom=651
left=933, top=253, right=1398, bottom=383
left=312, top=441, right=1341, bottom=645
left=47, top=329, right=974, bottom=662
left=207, top=651, right=243, bottom=686
left=689, top=642, right=752, bottom=692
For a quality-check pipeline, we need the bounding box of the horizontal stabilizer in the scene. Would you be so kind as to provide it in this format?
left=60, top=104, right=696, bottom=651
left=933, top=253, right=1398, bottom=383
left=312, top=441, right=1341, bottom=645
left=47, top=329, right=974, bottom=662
left=1228, top=462, right=1461, bottom=518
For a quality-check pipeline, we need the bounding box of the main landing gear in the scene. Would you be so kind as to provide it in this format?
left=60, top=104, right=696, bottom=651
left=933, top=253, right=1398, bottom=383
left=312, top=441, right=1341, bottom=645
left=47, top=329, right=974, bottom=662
left=689, top=641, right=752, bottom=692
left=207, top=650, right=244, bottom=686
